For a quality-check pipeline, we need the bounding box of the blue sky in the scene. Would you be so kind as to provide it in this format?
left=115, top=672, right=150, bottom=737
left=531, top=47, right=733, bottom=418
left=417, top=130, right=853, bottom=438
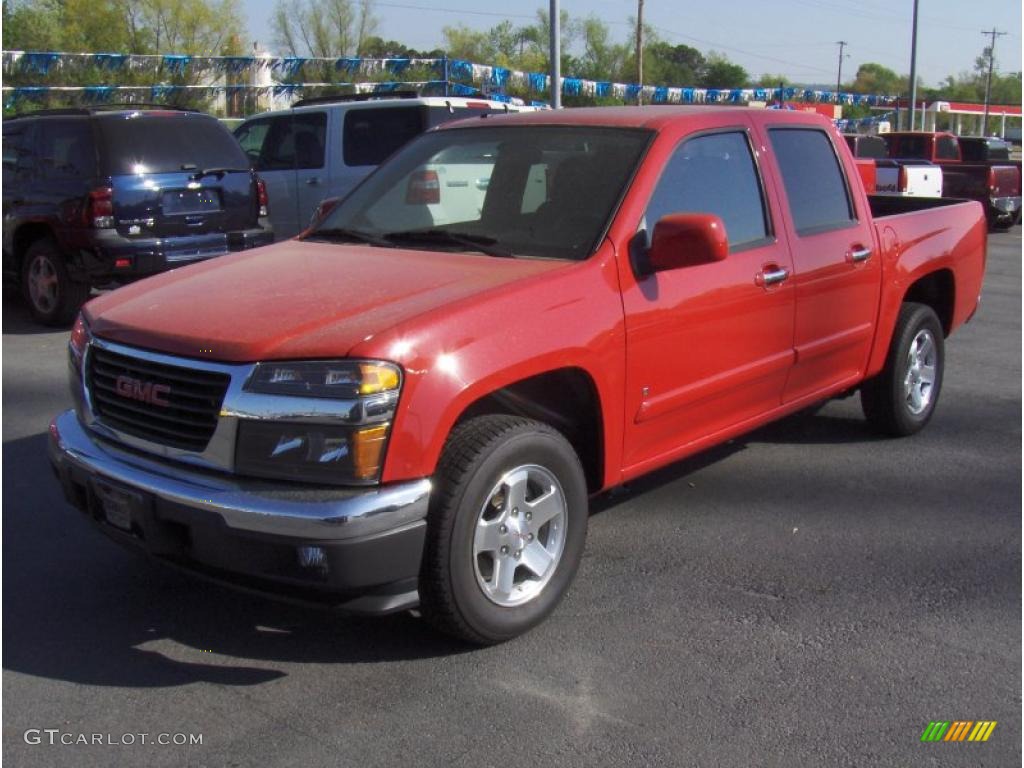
left=241, top=0, right=1023, bottom=88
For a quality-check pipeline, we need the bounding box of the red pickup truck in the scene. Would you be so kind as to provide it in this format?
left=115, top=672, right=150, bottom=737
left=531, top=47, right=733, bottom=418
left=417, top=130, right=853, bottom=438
left=883, top=131, right=1021, bottom=229
left=50, top=108, right=987, bottom=644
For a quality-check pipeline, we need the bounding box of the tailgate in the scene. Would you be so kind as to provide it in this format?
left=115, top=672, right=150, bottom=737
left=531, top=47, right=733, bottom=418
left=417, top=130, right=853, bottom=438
left=990, top=165, right=1021, bottom=198
left=110, top=171, right=256, bottom=238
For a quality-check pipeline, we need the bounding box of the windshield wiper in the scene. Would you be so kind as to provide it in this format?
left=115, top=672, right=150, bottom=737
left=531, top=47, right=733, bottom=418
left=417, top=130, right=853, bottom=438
left=305, top=227, right=394, bottom=247
left=382, top=229, right=513, bottom=258
left=185, top=166, right=250, bottom=180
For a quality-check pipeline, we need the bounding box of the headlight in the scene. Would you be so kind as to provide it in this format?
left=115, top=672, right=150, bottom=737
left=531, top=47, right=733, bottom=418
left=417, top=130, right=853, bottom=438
left=237, top=360, right=401, bottom=485
left=245, top=360, right=400, bottom=398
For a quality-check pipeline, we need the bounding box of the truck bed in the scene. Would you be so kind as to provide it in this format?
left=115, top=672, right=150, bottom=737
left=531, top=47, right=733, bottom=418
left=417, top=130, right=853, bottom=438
left=867, top=194, right=969, bottom=219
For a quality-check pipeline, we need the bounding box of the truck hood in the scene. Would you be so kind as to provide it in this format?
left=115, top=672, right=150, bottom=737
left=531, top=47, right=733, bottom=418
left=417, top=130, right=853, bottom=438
left=85, top=240, right=569, bottom=362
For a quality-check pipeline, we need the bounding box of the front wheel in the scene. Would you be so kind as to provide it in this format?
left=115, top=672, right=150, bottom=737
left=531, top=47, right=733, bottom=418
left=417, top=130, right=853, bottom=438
left=861, top=302, right=945, bottom=436
left=419, top=415, right=589, bottom=645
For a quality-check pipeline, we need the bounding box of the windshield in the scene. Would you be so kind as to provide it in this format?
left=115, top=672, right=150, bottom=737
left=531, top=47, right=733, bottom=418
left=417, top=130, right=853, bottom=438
left=311, top=125, right=652, bottom=260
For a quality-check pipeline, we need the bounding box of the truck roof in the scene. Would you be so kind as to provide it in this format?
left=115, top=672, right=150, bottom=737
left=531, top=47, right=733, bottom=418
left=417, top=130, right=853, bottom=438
left=434, top=105, right=835, bottom=132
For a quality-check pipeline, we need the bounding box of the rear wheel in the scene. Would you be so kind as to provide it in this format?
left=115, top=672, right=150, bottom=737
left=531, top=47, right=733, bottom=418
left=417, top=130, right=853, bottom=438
left=20, top=238, right=90, bottom=326
left=861, top=302, right=944, bottom=436
left=419, top=415, right=588, bottom=645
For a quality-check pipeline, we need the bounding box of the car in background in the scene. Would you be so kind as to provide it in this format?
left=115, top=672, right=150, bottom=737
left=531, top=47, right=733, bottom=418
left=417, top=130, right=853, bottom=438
left=958, top=136, right=1016, bottom=163
left=2, top=106, right=273, bottom=325
left=883, top=131, right=1022, bottom=229
left=233, top=94, right=541, bottom=240
left=844, top=133, right=943, bottom=198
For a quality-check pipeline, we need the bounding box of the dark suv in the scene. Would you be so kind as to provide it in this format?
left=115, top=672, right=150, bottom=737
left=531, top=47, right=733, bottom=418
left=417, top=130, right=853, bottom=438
left=2, top=106, right=273, bottom=325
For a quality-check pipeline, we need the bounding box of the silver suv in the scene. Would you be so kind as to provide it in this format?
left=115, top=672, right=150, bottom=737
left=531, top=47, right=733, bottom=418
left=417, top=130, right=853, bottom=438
left=234, top=94, right=539, bottom=240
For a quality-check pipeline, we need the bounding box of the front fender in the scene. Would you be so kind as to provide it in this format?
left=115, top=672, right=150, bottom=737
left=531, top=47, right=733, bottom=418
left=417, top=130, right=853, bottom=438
left=352, top=246, right=628, bottom=489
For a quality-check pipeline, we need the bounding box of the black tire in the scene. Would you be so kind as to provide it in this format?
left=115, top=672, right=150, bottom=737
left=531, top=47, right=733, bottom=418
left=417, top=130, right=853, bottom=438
left=419, top=415, right=589, bottom=645
left=20, top=238, right=90, bottom=326
left=861, top=302, right=944, bottom=436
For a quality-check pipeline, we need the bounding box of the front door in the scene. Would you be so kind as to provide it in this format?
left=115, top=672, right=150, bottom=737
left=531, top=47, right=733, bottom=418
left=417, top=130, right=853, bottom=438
left=620, top=128, right=796, bottom=474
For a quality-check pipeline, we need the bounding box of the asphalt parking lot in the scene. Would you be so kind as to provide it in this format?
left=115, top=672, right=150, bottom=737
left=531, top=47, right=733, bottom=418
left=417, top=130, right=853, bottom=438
left=3, top=228, right=1021, bottom=768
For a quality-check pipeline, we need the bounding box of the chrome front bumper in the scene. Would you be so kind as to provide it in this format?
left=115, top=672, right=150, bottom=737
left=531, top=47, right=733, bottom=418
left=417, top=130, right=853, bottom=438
left=49, top=409, right=430, bottom=541
left=50, top=409, right=431, bottom=612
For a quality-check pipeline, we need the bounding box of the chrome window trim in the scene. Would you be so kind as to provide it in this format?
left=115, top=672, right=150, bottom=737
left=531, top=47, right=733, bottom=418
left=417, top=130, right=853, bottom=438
left=78, top=337, right=397, bottom=475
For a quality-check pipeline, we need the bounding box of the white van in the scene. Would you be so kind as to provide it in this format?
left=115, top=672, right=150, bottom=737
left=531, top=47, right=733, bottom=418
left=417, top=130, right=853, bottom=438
left=234, top=94, right=541, bottom=239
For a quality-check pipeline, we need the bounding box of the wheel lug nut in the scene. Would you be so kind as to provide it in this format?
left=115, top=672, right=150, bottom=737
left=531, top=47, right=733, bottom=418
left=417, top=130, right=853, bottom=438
left=499, top=524, right=507, bottom=534
left=528, top=533, right=534, bottom=541
left=500, top=545, right=509, bottom=555
left=511, top=507, right=519, bottom=517
left=525, top=511, right=532, bottom=521
left=514, top=550, right=521, bottom=559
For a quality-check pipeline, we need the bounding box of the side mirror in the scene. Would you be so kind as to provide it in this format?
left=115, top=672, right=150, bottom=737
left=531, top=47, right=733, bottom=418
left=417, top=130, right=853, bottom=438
left=648, top=213, right=729, bottom=273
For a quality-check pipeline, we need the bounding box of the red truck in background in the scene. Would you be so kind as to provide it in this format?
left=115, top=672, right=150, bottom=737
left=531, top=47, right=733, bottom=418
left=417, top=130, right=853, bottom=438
left=50, top=108, right=987, bottom=644
left=883, top=131, right=1021, bottom=229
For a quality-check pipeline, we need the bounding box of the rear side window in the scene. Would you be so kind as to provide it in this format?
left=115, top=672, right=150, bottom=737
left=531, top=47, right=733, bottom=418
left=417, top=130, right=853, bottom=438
left=887, top=134, right=927, bottom=159
left=2, top=126, right=28, bottom=176
left=644, top=131, right=769, bottom=250
left=344, top=106, right=426, bottom=166
left=97, top=115, right=248, bottom=175
left=37, top=119, right=96, bottom=179
left=855, top=136, right=887, bottom=159
left=936, top=135, right=959, bottom=160
left=769, top=128, right=855, bottom=236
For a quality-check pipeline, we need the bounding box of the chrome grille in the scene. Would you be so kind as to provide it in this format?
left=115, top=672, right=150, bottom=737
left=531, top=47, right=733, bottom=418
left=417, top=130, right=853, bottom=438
left=87, top=345, right=230, bottom=451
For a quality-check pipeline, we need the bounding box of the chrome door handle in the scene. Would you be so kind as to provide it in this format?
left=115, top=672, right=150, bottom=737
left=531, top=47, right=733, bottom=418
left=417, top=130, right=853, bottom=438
left=305, top=177, right=321, bottom=186
left=848, top=247, right=872, bottom=263
left=760, top=267, right=790, bottom=286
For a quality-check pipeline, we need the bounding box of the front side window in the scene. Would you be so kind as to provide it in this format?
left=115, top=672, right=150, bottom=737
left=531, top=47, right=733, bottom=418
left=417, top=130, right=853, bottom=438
left=314, top=125, right=652, bottom=260
left=643, top=131, right=769, bottom=250
left=769, top=128, right=855, bottom=236
left=237, top=113, right=327, bottom=172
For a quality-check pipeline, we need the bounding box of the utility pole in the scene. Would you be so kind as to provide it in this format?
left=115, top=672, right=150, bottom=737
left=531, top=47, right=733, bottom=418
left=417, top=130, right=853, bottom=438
left=636, top=0, right=644, bottom=106
left=907, top=0, right=919, bottom=132
left=981, top=28, right=1006, bottom=136
left=835, top=40, right=848, bottom=94
left=549, top=0, right=560, bottom=109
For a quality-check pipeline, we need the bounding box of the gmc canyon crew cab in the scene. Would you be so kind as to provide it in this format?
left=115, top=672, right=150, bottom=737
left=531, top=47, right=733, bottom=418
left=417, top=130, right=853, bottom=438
left=50, top=108, right=987, bottom=644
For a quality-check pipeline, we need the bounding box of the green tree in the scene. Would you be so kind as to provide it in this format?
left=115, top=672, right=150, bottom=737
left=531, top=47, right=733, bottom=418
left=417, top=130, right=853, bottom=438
left=575, top=15, right=628, bottom=81
left=701, top=52, right=748, bottom=88
left=849, top=62, right=903, bottom=96
left=753, top=73, right=790, bottom=87
left=644, top=42, right=705, bottom=87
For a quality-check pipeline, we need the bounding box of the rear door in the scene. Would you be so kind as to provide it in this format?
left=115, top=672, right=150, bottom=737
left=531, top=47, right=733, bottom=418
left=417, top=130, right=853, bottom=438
left=2, top=119, right=37, bottom=273
left=96, top=114, right=255, bottom=241
left=760, top=125, right=881, bottom=403
left=335, top=105, right=429, bottom=205
left=620, top=127, right=796, bottom=470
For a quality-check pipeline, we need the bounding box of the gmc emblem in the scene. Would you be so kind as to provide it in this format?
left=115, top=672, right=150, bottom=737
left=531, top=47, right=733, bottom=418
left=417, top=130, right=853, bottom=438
left=115, top=375, right=171, bottom=407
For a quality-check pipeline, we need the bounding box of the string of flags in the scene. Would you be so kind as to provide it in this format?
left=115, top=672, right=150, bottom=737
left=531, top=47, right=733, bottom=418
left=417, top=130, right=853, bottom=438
left=2, top=49, right=898, bottom=109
